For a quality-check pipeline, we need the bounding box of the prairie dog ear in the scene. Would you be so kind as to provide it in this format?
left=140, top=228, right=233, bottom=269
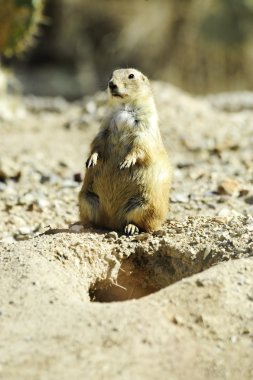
left=141, top=74, right=149, bottom=84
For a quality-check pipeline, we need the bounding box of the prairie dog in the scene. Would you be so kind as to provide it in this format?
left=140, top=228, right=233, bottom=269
left=79, top=68, right=172, bottom=235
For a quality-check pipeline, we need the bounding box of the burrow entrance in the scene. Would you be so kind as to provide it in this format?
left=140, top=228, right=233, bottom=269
left=89, top=249, right=202, bottom=302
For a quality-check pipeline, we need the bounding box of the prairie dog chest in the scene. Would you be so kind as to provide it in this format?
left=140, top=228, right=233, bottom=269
left=110, top=107, right=138, bottom=132
left=107, top=107, right=139, bottom=150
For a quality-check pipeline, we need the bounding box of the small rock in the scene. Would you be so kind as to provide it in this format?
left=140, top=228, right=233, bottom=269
left=40, top=174, right=51, bottom=184
left=217, top=178, right=241, bottom=196
left=203, top=191, right=216, bottom=198
left=0, top=157, right=21, bottom=181
left=212, top=217, right=227, bottom=224
left=18, top=193, right=35, bottom=206
left=219, top=231, right=231, bottom=241
left=190, top=170, right=205, bottom=180
left=0, top=182, right=7, bottom=191
left=172, top=315, right=184, bottom=325
left=134, top=233, right=149, bottom=241
left=239, top=189, right=249, bottom=197
left=196, top=279, right=205, bottom=287
left=58, top=161, right=68, bottom=168
left=181, top=137, right=203, bottom=151
left=217, top=208, right=231, bottom=217
left=11, top=215, right=27, bottom=227
left=170, top=193, right=189, bottom=203
left=247, top=288, right=253, bottom=301
left=217, top=208, right=241, bottom=217
left=69, top=224, right=84, bottom=233
left=1, top=236, right=15, bottom=244
left=247, top=224, right=253, bottom=232
left=62, top=179, right=79, bottom=188
left=194, top=314, right=204, bottom=325
left=230, top=336, right=238, bottom=343
left=85, top=100, right=96, bottom=114
left=73, top=173, right=82, bottom=183
left=14, top=234, right=30, bottom=241
left=203, top=246, right=212, bottom=260
left=37, top=198, right=49, bottom=210
left=245, top=196, right=253, bottom=205
left=18, top=226, right=32, bottom=235
left=105, top=231, right=118, bottom=240
left=153, top=230, right=166, bottom=237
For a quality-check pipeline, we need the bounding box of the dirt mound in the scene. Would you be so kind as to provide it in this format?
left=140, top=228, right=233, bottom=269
left=0, top=81, right=252, bottom=379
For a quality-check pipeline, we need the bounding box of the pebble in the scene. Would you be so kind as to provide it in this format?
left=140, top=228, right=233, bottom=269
left=85, top=100, right=96, bottom=114
left=62, top=179, right=79, bottom=188
left=172, top=315, right=184, bottom=325
left=153, top=230, right=166, bottom=237
left=219, top=231, right=231, bottom=241
left=212, top=217, right=227, bottom=224
left=18, top=226, right=32, bottom=235
left=73, top=173, right=82, bottom=183
left=37, top=198, right=49, bottom=210
left=104, top=231, right=118, bottom=240
left=218, top=208, right=241, bottom=217
left=18, top=193, right=35, bottom=205
left=0, top=182, right=7, bottom=191
left=246, top=289, right=253, bottom=301
left=133, top=233, right=149, bottom=241
left=230, top=335, right=238, bottom=343
left=0, top=157, right=21, bottom=181
left=1, top=236, right=15, bottom=244
left=217, top=178, right=241, bottom=196
left=170, top=193, right=189, bottom=203
left=245, top=196, right=253, bottom=205
left=11, top=216, right=27, bottom=227
left=218, top=208, right=232, bottom=217
left=40, top=174, right=51, bottom=184
left=14, top=234, right=30, bottom=241
left=247, top=224, right=253, bottom=232
left=69, top=224, right=84, bottom=233
left=196, top=279, right=205, bottom=287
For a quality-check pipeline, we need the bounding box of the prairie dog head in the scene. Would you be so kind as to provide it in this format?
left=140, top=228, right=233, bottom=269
left=108, top=68, right=151, bottom=105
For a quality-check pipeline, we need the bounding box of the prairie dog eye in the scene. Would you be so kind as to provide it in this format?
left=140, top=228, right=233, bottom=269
left=128, top=73, right=135, bottom=79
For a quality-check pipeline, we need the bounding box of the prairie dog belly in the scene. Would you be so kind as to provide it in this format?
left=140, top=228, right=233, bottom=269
left=91, top=154, right=170, bottom=213
left=92, top=159, right=146, bottom=203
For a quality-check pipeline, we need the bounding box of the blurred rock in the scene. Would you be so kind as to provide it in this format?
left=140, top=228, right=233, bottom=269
left=0, top=157, right=21, bottom=181
left=171, top=193, right=189, bottom=203
left=73, top=174, right=82, bottom=184
left=217, top=178, right=241, bottom=196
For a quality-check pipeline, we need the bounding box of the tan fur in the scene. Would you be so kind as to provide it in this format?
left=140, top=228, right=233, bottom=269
left=79, top=68, right=172, bottom=234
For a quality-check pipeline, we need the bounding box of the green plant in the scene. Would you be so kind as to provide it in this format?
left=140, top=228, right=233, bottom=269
left=0, top=0, right=44, bottom=56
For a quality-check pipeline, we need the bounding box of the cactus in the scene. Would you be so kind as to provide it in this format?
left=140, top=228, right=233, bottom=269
left=0, top=0, right=44, bottom=56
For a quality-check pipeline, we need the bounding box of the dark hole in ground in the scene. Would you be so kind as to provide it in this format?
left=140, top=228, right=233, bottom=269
left=89, top=250, right=195, bottom=302
left=89, top=260, right=160, bottom=302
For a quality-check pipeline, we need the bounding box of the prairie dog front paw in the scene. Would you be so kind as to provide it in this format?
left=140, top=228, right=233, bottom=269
left=86, top=152, right=98, bottom=168
left=124, top=223, right=139, bottom=235
left=120, top=155, right=137, bottom=169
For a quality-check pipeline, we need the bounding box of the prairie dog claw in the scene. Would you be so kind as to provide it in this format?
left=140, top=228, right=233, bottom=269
left=124, top=223, right=139, bottom=235
left=86, top=152, right=98, bottom=168
left=120, top=156, right=137, bottom=169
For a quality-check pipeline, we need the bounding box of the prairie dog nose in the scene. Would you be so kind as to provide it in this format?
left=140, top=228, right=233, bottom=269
left=109, top=80, right=118, bottom=90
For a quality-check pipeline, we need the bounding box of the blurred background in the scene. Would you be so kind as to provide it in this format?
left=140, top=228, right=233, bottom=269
left=1, top=0, right=253, bottom=98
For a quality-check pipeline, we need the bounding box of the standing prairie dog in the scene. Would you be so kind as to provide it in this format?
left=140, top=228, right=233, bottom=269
left=79, top=68, right=172, bottom=235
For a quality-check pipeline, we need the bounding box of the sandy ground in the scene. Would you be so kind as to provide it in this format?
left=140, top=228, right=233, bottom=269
left=0, top=80, right=253, bottom=379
